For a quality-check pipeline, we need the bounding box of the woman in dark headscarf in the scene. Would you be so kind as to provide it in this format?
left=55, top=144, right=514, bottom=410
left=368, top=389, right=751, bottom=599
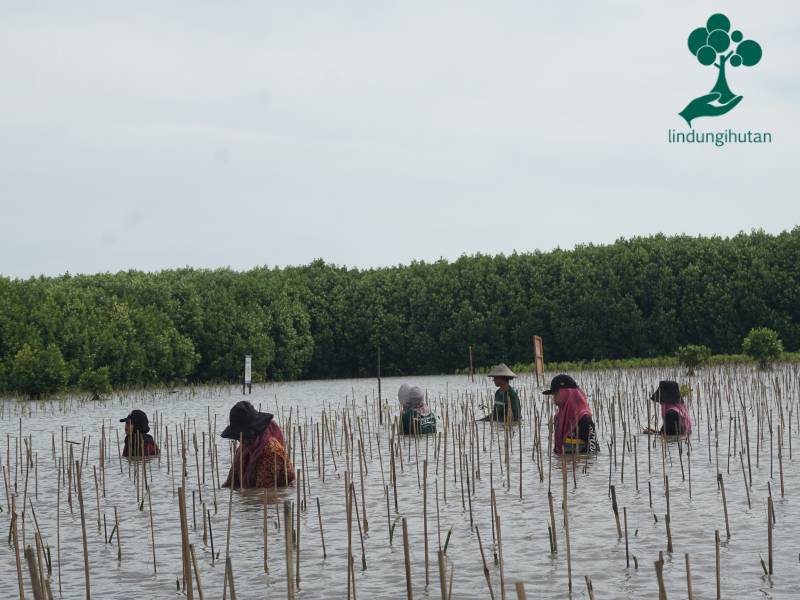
left=120, top=409, right=160, bottom=457
left=544, top=374, right=599, bottom=454
left=644, top=380, right=692, bottom=436
left=221, top=401, right=295, bottom=489
left=398, top=384, right=437, bottom=434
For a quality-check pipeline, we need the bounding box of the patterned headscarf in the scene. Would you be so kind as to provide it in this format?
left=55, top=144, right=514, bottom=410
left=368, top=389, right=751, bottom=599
left=552, top=387, right=592, bottom=454
left=661, top=402, right=693, bottom=435
left=399, top=384, right=431, bottom=416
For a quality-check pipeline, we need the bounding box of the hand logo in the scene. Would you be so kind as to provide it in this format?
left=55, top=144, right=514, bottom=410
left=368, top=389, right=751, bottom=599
left=679, top=93, right=742, bottom=127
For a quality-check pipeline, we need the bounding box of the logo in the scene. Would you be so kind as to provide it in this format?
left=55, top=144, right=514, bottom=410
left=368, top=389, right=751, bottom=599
left=678, top=13, right=762, bottom=126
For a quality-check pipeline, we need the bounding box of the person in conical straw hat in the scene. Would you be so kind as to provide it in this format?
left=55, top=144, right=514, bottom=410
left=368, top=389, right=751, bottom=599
left=479, top=363, right=521, bottom=422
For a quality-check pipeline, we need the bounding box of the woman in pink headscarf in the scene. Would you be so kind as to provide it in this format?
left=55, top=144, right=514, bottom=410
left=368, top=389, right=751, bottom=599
left=643, top=380, right=692, bottom=436
left=221, top=401, right=295, bottom=489
left=544, top=374, right=598, bottom=454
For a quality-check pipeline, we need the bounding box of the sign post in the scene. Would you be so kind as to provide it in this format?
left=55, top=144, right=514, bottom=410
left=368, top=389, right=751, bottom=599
left=244, top=355, right=252, bottom=395
left=533, top=336, right=545, bottom=386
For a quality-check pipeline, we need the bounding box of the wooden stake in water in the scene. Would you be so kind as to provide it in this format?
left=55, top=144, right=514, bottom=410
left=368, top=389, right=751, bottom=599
left=284, top=500, right=295, bottom=599
left=624, top=506, right=630, bottom=568
left=437, top=549, right=447, bottom=600
left=715, top=529, right=721, bottom=600
left=717, top=473, right=730, bottom=539
left=475, top=526, right=496, bottom=600
left=178, top=487, right=194, bottom=600
left=561, top=453, right=572, bottom=594
left=584, top=575, right=596, bottom=600
left=767, top=496, right=774, bottom=575
left=316, top=497, right=327, bottom=559
left=654, top=555, right=667, bottom=600
left=189, top=544, right=205, bottom=600
left=685, top=553, right=694, bottom=600
left=24, top=544, right=44, bottom=600
left=75, top=462, right=91, bottom=600
left=496, top=513, right=506, bottom=600
left=402, top=517, right=413, bottom=600
left=11, top=497, right=25, bottom=600
left=610, top=485, right=622, bottom=540
left=225, top=556, right=237, bottom=600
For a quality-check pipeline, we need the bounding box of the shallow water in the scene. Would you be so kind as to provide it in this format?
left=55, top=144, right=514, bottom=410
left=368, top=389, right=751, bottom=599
left=1, top=366, right=799, bottom=599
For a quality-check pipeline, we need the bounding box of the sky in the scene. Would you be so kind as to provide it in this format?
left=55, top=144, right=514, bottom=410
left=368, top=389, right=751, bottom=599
left=1, top=1, right=798, bottom=278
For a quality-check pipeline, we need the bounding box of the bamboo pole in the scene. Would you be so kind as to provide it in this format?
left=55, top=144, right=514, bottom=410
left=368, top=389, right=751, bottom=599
left=75, top=462, right=91, bottom=600
left=561, top=453, right=572, bottom=594
left=12, top=497, right=25, bottom=600
left=767, top=496, right=773, bottom=575
left=717, top=473, right=730, bottom=539
left=610, top=485, right=622, bottom=540
left=24, top=545, right=44, bottom=600
left=437, top=549, right=447, bottom=600
left=225, top=557, right=237, bottom=600
left=316, top=497, right=327, bottom=559
left=475, top=525, right=495, bottom=600
left=514, top=581, right=527, bottom=599
left=685, top=553, right=694, bottom=600
left=284, top=500, right=295, bottom=599
left=584, top=575, right=596, bottom=600
left=496, top=513, right=506, bottom=600
left=715, top=529, right=721, bottom=600
left=178, top=487, right=194, bottom=600
left=189, top=544, right=205, bottom=600
left=402, top=517, right=413, bottom=600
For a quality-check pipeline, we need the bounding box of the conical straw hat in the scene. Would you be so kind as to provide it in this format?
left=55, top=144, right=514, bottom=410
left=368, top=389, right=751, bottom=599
left=487, top=363, right=516, bottom=378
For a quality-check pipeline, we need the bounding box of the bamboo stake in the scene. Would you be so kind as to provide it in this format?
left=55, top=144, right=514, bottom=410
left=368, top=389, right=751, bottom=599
left=584, top=575, right=596, bottom=600
left=654, top=556, right=667, bottom=600
left=189, top=544, right=205, bottom=600
left=12, top=497, right=26, bottom=600
left=624, top=506, right=630, bottom=568
left=316, top=497, right=327, bottom=559
left=717, top=473, right=730, bottom=539
left=767, top=496, right=773, bottom=575
left=715, top=529, right=721, bottom=600
left=225, top=557, right=237, bottom=600
left=263, top=489, right=269, bottom=573
left=113, top=506, right=121, bottom=562
left=75, top=462, right=91, bottom=600
left=284, top=500, right=295, bottom=599
left=496, top=513, right=506, bottom=600
left=561, top=453, right=572, bottom=594
left=24, top=545, right=45, bottom=600
left=402, top=517, right=413, bottom=600
left=475, top=526, right=495, bottom=600
left=514, top=581, right=527, bottom=599
left=178, top=487, right=194, bottom=600
left=610, top=485, right=622, bottom=540
left=437, top=549, right=447, bottom=600
left=685, top=553, right=694, bottom=600
left=423, top=459, right=429, bottom=587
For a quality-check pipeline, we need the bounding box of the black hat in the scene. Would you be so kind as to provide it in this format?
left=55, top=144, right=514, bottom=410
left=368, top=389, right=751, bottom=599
left=542, top=374, right=578, bottom=395
left=650, top=381, right=682, bottom=404
left=220, top=401, right=273, bottom=440
left=120, top=409, right=150, bottom=434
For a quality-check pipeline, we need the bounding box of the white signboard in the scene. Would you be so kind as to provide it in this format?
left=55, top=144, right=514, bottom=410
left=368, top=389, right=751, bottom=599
left=244, top=355, right=252, bottom=385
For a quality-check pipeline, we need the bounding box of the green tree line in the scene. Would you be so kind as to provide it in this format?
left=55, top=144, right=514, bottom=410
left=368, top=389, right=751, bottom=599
left=1, top=228, right=798, bottom=396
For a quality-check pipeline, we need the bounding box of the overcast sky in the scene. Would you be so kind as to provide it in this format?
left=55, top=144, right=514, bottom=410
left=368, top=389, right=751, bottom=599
left=1, top=1, right=798, bottom=278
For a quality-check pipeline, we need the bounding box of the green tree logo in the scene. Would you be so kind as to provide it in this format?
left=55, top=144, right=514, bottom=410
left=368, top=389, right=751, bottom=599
left=679, top=13, right=762, bottom=126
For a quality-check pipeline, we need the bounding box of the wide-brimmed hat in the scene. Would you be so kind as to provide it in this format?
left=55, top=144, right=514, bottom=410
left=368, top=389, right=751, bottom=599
left=542, top=374, right=578, bottom=395
left=120, top=409, right=150, bottom=434
left=487, top=363, right=516, bottom=379
left=220, top=401, right=274, bottom=440
left=650, top=381, right=682, bottom=404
